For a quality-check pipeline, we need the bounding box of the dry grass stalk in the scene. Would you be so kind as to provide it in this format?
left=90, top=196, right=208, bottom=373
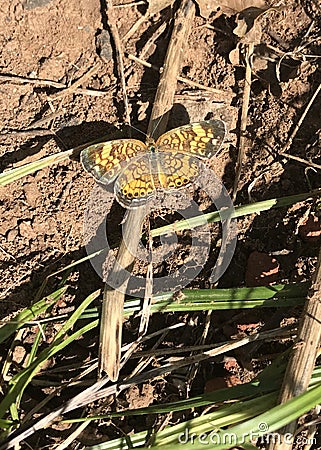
left=267, top=245, right=321, bottom=450
left=99, top=0, right=196, bottom=382
left=48, top=63, right=101, bottom=101
left=126, top=52, right=225, bottom=94
left=232, top=42, right=254, bottom=201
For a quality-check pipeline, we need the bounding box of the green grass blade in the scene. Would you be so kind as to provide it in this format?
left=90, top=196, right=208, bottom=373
left=13, top=283, right=307, bottom=328
left=0, top=287, right=68, bottom=344
left=83, top=380, right=321, bottom=450
left=0, top=291, right=100, bottom=420
left=0, top=419, right=15, bottom=430
left=15, top=325, right=45, bottom=412
left=68, top=350, right=287, bottom=424
left=52, top=289, right=100, bottom=342
left=124, top=282, right=308, bottom=315
left=83, top=393, right=277, bottom=450
left=0, top=149, right=73, bottom=186
left=151, top=189, right=321, bottom=237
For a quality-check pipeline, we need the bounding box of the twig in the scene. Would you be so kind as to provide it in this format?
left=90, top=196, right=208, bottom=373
left=48, top=63, right=101, bottom=100
left=138, top=232, right=153, bottom=338
left=99, top=0, right=196, bottom=382
left=281, top=152, right=321, bottom=171
left=0, top=73, right=110, bottom=97
left=232, top=43, right=254, bottom=202
left=267, top=246, right=321, bottom=450
left=186, top=310, right=212, bottom=395
left=26, top=110, right=66, bottom=129
left=0, top=129, right=54, bottom=139
left=105, top=0, right=131, bottom=126
left=55, top=422, right=89, bottom=450
left=122, top=12, right=150, bottom=42
left=126, top=52, right=225, bottom=94
left=69, top=87, right=113, bottom=97
left=114, top=0, right=146, bottom=7
left=280, top=81, right=321, bottom=155
left=0, top=73, right=65, bottom=88
left=121, top=0, right=172, bottom=42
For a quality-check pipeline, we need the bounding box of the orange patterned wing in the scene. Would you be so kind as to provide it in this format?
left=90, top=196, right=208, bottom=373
left=114, top=152, right=203, bottom=208
left=157, top=152, right=202, bottom=190
left=155, top=120, right=226, bottom=159
left=114, top=154, right=161, bottom=208
left=80, top=139, right=148, bottom=184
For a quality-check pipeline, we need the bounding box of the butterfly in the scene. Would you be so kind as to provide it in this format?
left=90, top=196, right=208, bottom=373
left=80, top=120, right=226, bottom=208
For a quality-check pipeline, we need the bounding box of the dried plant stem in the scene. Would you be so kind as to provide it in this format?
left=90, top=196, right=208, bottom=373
left=122, top=13, right=149, bottom=42
left=281, top=152, right=321, bottom=171
left=49, top=63, right=101, bottom=100
left=0, top=73, right=64, bottom=88
left=232, top=43, right=254, bottom=202
left=267, top=246, right=321, bottom=450
left=280, top=81, right=321, bottom=154
left=126, top=52, right=224, bottom=94
left=99, top=208, right=146, bottom=381
left=99, top=0, right=195, bottom=381
left=105, top=0, right=131, bottom=126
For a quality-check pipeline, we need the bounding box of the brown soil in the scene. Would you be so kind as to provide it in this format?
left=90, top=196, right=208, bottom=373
left=1, top=0, right=321, bottom=449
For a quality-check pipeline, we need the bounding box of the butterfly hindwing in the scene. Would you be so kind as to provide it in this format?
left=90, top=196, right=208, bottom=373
left=114, top=154, right=161, bottom=208
left=157, top=152, right=202, bottom=190
left=114, top=152, right=203, bottom=208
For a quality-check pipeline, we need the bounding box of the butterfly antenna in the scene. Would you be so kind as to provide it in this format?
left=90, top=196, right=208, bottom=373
left=123, top=122, right=148, bottom=141
left=150, top=115, right=164, bottom=140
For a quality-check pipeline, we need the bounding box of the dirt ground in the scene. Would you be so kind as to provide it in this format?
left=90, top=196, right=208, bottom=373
left=0, top=0, right=321, bottom=448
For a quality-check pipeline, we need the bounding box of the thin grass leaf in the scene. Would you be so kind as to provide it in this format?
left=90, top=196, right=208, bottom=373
left=67, top=382, right=278, bottom=423
left=46, top=249, right=106, bottom=279
left=0, top=291, right=100, bottom=420
left=83, top=393, right=277, bottom=450
left=0, top=319, right=98, bottom=421
left=84, top=380, right=321, bottom=450
left=67, top=350, right=288, bottom=424
left=162, top=381, right=321, bottom=450
left=0, top=419, right=15, bottom=430
left=15, top=325, right=45, bottom=412
left=0, top=149, right=73, bottom=186
left=151, top=189, right=321, bottom=237
left=52, top=289, right=100, bottom=343
left=124, top=282, right=308, bottom=315
left=16, top=283, right=308, bottom=327
left=0, top=287, right=67, bottom=344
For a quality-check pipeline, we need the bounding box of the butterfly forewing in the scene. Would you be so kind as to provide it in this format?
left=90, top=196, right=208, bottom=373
left=155, top=119, right=226, bottom=159
left=81, top=139, right=148, bottom=184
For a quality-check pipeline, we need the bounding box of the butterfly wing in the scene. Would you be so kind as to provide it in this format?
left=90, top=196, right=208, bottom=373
left=81, top=139, right=148, bottom=184
left=114, top=152, right=203, bottom=208
left=157, top=152, right=202, bottom=190
left=155, top=120, right=226, bottom=159
left=114, top=154, right=160, bottom=208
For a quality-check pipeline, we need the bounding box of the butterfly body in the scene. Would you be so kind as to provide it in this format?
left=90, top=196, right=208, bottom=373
left=81, top=120, right=226, bottom=208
